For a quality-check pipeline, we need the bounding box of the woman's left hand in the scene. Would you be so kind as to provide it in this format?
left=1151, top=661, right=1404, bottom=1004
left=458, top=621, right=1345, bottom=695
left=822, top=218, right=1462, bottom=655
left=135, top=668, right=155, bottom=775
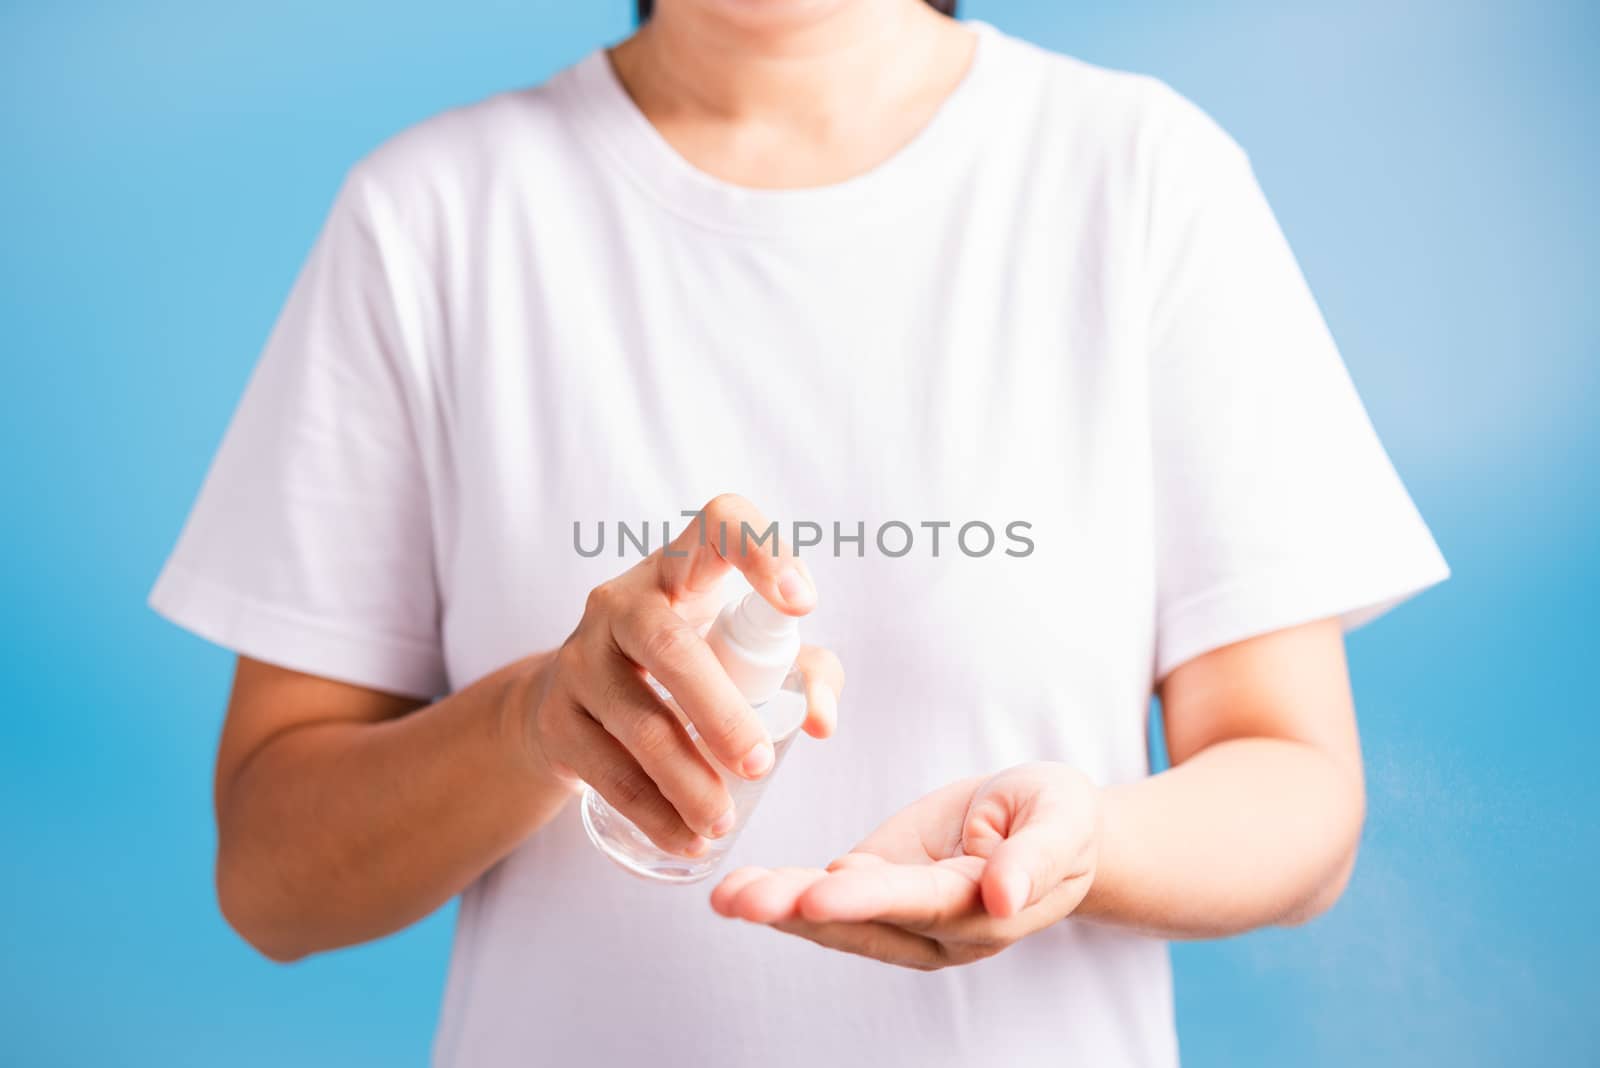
left=710, top=762, right=1101, bottom=970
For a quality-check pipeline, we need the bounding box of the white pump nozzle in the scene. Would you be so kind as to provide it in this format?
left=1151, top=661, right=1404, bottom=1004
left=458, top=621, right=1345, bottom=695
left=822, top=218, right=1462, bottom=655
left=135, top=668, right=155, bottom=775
left=704, top=592, right=801, bottom=705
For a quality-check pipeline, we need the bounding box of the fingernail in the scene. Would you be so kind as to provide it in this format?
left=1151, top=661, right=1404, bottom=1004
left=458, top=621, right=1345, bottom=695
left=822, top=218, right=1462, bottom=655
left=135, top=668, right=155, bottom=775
left=740, top=740, right=775, bottom=779
left=683, top=836, right=711, bottom=858
left=776, top=568, right=815, bottom=609
left=710, top=807, right=737, bottom=837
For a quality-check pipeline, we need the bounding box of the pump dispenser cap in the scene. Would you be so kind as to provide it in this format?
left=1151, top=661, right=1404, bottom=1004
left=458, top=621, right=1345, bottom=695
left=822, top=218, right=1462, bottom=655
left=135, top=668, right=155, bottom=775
left=705, top=592, right=802, bottom=705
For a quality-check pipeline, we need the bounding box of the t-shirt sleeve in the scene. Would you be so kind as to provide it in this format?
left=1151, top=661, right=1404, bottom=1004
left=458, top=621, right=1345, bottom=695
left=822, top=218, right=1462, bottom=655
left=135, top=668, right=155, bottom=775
left=149, top=165, right=448, bottom=699
left=1144, top=87, right=1449, bottom=682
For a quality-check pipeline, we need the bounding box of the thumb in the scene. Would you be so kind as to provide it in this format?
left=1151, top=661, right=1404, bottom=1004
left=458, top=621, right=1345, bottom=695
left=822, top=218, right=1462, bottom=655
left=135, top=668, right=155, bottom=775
left=961, top=764, right=1095, bottom=920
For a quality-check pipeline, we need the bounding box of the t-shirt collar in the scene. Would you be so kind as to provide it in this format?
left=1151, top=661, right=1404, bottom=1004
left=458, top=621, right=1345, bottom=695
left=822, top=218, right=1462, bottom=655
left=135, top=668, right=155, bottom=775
left=562, top=20, right=1000, bottom=239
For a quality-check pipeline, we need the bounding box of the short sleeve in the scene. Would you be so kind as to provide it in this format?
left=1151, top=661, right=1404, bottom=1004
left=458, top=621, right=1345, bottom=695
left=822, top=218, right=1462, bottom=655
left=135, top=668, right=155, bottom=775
left=1144, top=88, right=1449, bottom=681
left=149, top=166, right=447, bottom=698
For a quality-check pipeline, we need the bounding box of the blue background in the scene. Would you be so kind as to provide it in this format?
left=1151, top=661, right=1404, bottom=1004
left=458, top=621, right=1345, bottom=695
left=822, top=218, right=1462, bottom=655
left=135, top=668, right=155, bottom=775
left=3, top=1, right=1595, bottom=1064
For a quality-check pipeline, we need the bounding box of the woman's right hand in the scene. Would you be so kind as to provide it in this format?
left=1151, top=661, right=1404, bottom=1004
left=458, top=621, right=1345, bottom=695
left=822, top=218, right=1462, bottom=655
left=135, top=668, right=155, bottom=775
left=517, top=494, right=844, bottom=859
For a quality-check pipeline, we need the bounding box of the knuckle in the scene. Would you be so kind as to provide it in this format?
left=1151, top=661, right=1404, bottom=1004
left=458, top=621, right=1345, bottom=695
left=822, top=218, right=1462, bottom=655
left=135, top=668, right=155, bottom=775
left=596, top=676, right=632, bottom=719
left=553, top=638, right=586, bottom=681
left=701, top=699, right=750, bottom=749
left=605, top=764, right=654, bottom=809
left=584, top=581, right=621, bottom=618
left=703, top=492, right=748, bottom=524
left=687, top=780, right=732, bottom=826
left=631, top=710, right=680, bottom=760
left=641, top=621, right=697, bottom=671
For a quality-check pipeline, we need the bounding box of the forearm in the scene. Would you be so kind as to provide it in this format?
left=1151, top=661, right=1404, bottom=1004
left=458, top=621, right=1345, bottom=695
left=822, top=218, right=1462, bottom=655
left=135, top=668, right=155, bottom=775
left=1077, top=736, right=1365, bottom=938
left=216, top=653, right=566, bottom=961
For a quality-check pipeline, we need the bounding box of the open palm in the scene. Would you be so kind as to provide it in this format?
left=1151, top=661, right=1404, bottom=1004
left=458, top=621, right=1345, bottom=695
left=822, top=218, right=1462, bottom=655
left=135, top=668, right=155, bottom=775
left=710, top=763, right=1101, bottom=969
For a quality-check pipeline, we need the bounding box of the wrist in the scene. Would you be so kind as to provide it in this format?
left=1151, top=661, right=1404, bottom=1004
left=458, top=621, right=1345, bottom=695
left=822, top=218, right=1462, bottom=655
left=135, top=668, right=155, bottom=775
left=495, top=651, right=570, bottom=792
left=1059, top=764, right=1105, bottom=911
left=1084, top=777, right=1105, bottom=893
left=1073, top=779, right=1129, bottom=923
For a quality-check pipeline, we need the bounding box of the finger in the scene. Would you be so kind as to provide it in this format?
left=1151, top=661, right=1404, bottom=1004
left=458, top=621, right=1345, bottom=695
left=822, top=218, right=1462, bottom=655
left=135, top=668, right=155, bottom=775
left=795, top=645, right=844, bottom=739
left=658, top=494, right=817, bottom=614
left=608, top=600, right=773, bottom=780
left=846, top=776, right=990, bottom=865
left=770, top=918, right=948, bottom=971
left=796, top=858, right=984, bottom=928
left=980, top=822, right=1093, bottom=920
left=719, top=866, right=830, bottom=924
left=577, top=659, right=734, bottom=838
left=709, top=866, right=772, bottom=917
left=547, top=699, right=707, bottom=858
left=964, top=766, right=1095, bottom=919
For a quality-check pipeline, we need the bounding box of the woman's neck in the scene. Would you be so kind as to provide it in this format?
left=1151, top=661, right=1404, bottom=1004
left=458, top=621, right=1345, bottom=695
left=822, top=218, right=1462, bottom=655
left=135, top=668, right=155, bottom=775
left=608, top=0, right=976, bottom=189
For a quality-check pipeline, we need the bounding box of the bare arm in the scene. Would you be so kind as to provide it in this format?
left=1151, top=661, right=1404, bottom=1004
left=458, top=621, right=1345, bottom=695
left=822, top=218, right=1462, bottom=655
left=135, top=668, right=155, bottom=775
left=1081, top=617, right=1365, bottom=936
left=214, top=654, right=564, bottom=962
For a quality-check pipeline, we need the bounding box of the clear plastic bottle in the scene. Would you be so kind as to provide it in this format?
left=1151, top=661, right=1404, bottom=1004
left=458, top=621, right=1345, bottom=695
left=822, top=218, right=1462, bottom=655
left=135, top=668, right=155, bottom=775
left=581, top=591, right=807, bottom=883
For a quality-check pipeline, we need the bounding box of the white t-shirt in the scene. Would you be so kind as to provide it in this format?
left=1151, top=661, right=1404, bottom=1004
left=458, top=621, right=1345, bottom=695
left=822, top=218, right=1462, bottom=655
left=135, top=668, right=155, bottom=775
left=151, top=22, right=1448, bottom=1068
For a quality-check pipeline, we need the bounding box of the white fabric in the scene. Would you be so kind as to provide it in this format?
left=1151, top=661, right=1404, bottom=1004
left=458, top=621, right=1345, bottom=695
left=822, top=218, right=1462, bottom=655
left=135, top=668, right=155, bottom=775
left=151, top=22, right=1448, bottom=1068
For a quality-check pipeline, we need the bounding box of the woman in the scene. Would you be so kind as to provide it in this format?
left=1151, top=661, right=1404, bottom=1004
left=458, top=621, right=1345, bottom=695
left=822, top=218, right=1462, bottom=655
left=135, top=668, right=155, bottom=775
left=151, top=0, right=1448, bottom=1064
